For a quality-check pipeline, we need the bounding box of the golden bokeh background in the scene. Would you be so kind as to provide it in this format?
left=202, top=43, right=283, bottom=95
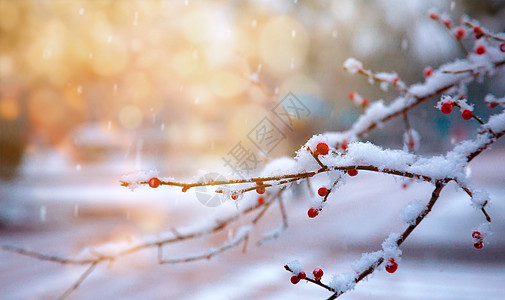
left=0, top=0, right=503, bottom=177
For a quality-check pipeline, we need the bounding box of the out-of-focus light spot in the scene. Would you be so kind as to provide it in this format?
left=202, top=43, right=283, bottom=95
left=0, top=2, right=20, bottom=30
left=28, top=88, right=66, bottom=127
left=259, top=17, right=308, bottom=72
left=119, top=105, right=143, bottom=129
left=77, top=85, right=83, bottom=94
left=0, top=56, right=14, bottom=77
left=209, top=70, right=247, bottom=99
left=182, top=11, right=214, bottom=44
left=124, top=72, right=152, bottom=100
left=91, top=41, right=128, bottom=76
left=280, top=74, right=321, bottom=96
left=251, top=19, right=257, bottom=28
left=172, top=51, right=198, bottom=78
left=331, top=0, right=357, bottom=22
left=0, top=98, right=19, bottom=121
left=133, top=11, right=139, bottom=26
left=79, top=8, right=85, bottom=16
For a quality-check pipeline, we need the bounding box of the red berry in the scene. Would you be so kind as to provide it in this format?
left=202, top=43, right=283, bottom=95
left=290, top=275, right=300, bottom=284
left=348, top=91, right=356, bottom=101
left=490, top=103, right=497, bottom=109
left=149, top=177, right=161, bottom=188
left=318, top=187, right=328, bottom=197
left=348, top=169, right=358, bottom=176
left=474, top=241, right=483, bottom=249
left=429, top=12, right=438, bottom=20
left=462, top=110, right=473, bottom=120
left=443, top=19, right=452, bottom=29
left=454, top=27, right=466, bottom=40
left=308, top=207, right=319, bottom=218
left=473, top=26, right=484, bottom=39
left=256, top=187, right=266, bottom=194
left=257, top=196, right=265, bottom=206
left=441, top=102, right=453, bottom=114
left=475, top=45, right=486, bottom=55
left=385, top=258, right=398, bottom=273
left=423, top=67, right=433, bottom=78
left=361, top=98, right=369, bottom=108
left=231, top=192, right=239, bottom=200
left=472, top=231, right=481, bottom=239
left=341, top=141, right=348, bottom=151
left=401, top=183, right=408, bottom=189
left=297, top=272, right=306, bottom=280
left=313, top=268, right=324, bottom=281
left=500, top=43, right=505, bottom=52
left=316, top=142, right=329, bottom=155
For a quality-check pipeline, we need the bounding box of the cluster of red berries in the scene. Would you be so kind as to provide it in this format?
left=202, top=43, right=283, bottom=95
left=290, top=267, right=324, bottom=284
left=440, top=101, right=473, bottom=120
left=385, top=258, right=398, bottom=273
left=472, top=231, right=484, bottom=249
left=256, top=181, right=265, bottom=194
left=348, top=92, right=369, bottom=108
left=473, top=26, right=484, bottom=39
left=149, top=177, right=161, bottom=188
left=290, top=271, right=306, bottom=284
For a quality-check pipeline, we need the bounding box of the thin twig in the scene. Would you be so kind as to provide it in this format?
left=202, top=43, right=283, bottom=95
left=58, top=261, right=99, bottom=300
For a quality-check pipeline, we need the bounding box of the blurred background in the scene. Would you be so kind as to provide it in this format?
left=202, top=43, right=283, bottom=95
left=1, top=0, right=505, bottom=299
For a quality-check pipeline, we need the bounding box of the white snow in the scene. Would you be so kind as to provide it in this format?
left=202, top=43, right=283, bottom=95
left=400, top=200, right=426, bottom=225
left=343, top=57, right=363, bottom=74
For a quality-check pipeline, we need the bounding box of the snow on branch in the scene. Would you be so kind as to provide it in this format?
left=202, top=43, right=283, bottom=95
left=3, top=11, right=505, bottom=300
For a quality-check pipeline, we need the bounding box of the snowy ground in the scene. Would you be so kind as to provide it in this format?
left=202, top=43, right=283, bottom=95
left=1, top=149, right=504, bottom=300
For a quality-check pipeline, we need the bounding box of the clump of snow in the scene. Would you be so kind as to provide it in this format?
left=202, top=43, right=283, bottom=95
left=343, top=142, right=415, bottom=171
left=485, top=111, right=505, bottom=133
left=120, top=169, right=159, bottom=191
left=286, top=260, right=304, bottom=275
left=456, top=98, right=474, bottom=112
left=400, top=200, right=426, bottom=225
left=470, top=189, right=490, bottom=208
left=343, top=58, right=363, bottom=74
left=260, top=156, right=298, bottom=177
left=351, top=251, right=383, bottom=274
left=436, top=95, right=454, bottom=109
left=484, top=94, right=505, bottom=108
left=382, top=233, right=402, bottom=261
left=329, top=272, right=356, bottom=293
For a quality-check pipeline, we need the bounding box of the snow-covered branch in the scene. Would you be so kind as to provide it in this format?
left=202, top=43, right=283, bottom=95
left=3, top=11, right=505, bottom=299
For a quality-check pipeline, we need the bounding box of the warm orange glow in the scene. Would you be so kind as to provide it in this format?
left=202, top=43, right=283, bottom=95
left=0, top=98, right=19, bottom=121
left=259, top=17, right=309, bottom=73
